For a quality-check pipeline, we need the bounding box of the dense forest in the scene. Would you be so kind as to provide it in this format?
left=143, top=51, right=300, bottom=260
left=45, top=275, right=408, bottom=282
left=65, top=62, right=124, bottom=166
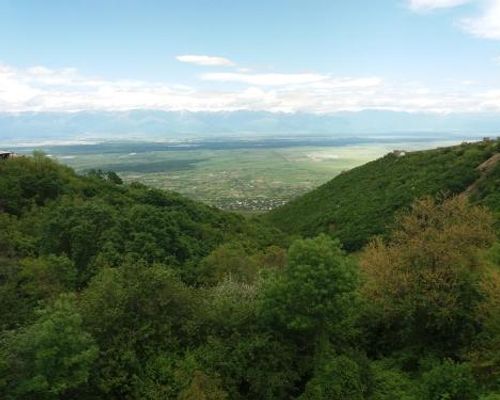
left=0, top=141, right=499, bottom=399
left=268, top=139, right=500, bottom=250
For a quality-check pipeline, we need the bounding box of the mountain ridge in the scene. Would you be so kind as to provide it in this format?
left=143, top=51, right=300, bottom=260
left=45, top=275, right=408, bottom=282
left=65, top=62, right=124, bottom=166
left=1, top=110, right=500, bottom=141
left=266, top=139, right=500, bottom=250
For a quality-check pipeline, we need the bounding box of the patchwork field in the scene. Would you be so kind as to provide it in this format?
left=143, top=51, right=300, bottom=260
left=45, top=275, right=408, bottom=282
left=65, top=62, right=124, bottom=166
left=11, top=137, right=464, bottom=211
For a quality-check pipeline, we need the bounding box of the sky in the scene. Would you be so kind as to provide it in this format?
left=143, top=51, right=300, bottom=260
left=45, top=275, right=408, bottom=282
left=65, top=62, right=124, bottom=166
left=0, top=0, right=499, bottom=114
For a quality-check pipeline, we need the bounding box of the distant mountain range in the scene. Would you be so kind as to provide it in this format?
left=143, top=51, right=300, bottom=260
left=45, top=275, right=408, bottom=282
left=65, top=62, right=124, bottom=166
left=1, top=110, right=500, bottom=142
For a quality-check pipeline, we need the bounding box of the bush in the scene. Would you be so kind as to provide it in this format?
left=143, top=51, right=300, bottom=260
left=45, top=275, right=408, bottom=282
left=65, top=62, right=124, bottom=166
left=370, top=361, right=416, bottom=400
left=301, top=354, right=368, bottom=400
left=420, top=360, right=478, bottom=400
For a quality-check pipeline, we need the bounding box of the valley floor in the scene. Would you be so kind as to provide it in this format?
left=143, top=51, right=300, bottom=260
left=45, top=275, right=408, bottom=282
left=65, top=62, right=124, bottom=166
left=11, top=136, right=467, bottom=211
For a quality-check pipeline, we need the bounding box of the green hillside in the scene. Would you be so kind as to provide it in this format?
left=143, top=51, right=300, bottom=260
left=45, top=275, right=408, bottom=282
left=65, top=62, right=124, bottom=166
left=0, top=154, right=282, bottom=287
left=1, top=147, right=499, bottom=399
left=267, top=139, right=500, bottom=250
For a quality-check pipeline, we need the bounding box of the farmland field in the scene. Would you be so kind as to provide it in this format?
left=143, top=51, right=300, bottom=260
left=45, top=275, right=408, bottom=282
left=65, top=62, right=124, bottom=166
left=11, top=136, right=466, bottom=211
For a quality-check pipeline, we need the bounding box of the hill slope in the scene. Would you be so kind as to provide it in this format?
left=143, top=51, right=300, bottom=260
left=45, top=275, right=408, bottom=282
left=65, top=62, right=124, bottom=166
left=1, top=142, right=500, bottom=400
left=0, top=154, right=281, bottom=285
left=267, top=139, right=500, bottom=250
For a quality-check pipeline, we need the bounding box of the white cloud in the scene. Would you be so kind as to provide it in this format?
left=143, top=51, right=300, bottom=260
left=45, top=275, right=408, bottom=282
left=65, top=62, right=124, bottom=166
left=410, top=0, right=500, bottom=40
left=176, top=54, right=235, bottom=66
left=460, top=0, right=500, bottom=39
left=408, top=0, right=472, bottom=12
left=309, top=77, right=383, bottom=89
left=0, top=62, right=499, bottom=114
left=200, top=72, right=328, bottom=86
left=0, top=65, right=41, bottom=106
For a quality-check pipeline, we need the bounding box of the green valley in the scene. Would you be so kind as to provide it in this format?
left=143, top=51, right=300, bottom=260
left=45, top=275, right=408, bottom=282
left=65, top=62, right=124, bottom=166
left=0, top=139, right=499, bottom=400
left=11, top=136, right=462, bottom=212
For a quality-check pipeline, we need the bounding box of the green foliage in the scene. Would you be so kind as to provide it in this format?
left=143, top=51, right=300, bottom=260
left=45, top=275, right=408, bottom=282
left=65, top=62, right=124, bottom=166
left=268, top=140, right=499, bottom=250
left=0, top=151, right=75, bottom=215
left=479, top=394, right=500, bottom=400
left=0, top=295, right=98, bottom=400
left=361, top=196, right=495, bottom=357
left=1, top=145, right=499, bottom=399
left=260, top=234, right=358, bottom=335
left=39, top=198, right=117, bottom=278
left=471, top=160, right=500, bottom=227
left=0, top=255, right=77, bottom=331
left=0, top=213, right=30, bottom=258
left=178, top=371, right=228, bottom=400
left=194, top=279, right=299, bottom=399
left=195, top=242, right=258, bottom=285
left=19, top=255, right=77, bottom=300
left=78, top=263, right=198, bottom=397
left=420, top=360, right=478, bottom=400
left=300, top=354, right=368, bottom=400
left=190, top=335, right=298, bottom=399
left=370, top=361, right=416, bottom=400
left=0, top=154, right=281, bottom=286
left=469, top=267, right=500, bottom=390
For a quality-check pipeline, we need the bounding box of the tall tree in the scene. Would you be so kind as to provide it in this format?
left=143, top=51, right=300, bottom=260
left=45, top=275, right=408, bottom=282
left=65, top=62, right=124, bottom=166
left=260, top=234, right=358, bottom=356
left=361, top=196, right=496, bottom=356
left=0, top=295, right=98, bottom=400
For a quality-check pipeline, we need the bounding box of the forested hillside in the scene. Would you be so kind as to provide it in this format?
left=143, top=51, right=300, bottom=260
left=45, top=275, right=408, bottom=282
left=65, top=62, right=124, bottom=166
left=267, top=139, right=500, bottom=250
left=0, top=147, right=499, bottom=399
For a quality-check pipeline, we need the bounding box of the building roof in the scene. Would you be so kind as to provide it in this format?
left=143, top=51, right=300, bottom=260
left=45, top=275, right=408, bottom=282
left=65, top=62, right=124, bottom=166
left=0, top=151, right=14, bottom=157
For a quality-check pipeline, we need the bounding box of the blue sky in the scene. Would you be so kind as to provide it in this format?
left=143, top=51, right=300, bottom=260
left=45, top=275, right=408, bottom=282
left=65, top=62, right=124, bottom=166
left=0, top=0, right=499, bottom=114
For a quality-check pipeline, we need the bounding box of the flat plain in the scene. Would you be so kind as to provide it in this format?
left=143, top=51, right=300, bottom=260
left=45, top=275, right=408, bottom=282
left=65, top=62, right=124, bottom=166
left=11, top=137, right=464, bottom=211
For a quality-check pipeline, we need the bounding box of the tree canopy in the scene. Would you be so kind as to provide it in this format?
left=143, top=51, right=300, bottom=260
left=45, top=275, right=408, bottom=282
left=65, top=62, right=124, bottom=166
left=1, top=144, right=499, bottom=399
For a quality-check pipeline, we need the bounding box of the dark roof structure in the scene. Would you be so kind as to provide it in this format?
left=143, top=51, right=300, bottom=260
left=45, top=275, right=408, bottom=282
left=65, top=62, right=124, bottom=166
left=0, top=151, right=14, bottom=160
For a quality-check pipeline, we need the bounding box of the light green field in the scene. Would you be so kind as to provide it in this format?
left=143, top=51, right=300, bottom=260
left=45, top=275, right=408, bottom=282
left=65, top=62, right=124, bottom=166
left=56, top=139, right=460, bottom=211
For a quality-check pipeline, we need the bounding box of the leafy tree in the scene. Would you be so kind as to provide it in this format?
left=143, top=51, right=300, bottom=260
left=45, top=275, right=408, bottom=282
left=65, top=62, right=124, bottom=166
left=361, top=196, right=495, bottom=356
left=370, top=360, right=416, bottom=400
left=0, top=261, right=34, bottom=331
left=420, top=360, right=478, bottom=400
left=0, top=151, right=74, bottom=215
left=79, top=263, right=199, bottom=398
left=1, top=144, right=500, bottom=398
left=106, top=171, right=123, bottom=185
left=196, top=242, right=258, bottom=285
left=191, top=278, right=299, bottom=399
left=479, top=394, right=500, bottom=400
left=469, top=266, right=500, bottom=389
left=178, top=371, right=228, bottom=400
left=0, top=255, right=76, bottom=332
left=252, top=245, right=287, bottom=271
left=260, top=234, right=358, bottom=354
left=0, top=295, right=98, bottom=400
left=0, top=213, right=23, bottom=258
left=257, top=235, right=361, bottom=398
left=39, top=198, right=116, bottom=282
left=18, top=255, right=77, bottom=300
left=300, top=354, right=368, bottom=400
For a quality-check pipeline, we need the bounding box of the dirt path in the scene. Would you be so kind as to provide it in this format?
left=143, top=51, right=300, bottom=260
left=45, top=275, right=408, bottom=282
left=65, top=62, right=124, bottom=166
left=462, top=153, right=500, bottom=197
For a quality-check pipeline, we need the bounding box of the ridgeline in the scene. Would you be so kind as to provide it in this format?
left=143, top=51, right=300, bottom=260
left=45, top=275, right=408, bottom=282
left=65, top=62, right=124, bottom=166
left=267, top=139, right=500, bottom=250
